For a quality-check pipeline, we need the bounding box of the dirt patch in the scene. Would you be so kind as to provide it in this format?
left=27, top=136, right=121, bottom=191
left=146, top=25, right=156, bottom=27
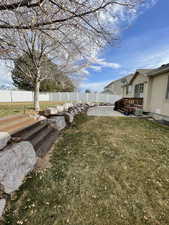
left=0, top=101, right=64, bottom=118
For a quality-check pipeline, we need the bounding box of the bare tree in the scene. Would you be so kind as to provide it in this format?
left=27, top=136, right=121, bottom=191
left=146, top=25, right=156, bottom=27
left=0, top=0, right=146, bottom=111
left=0, top=0, right=136, bottom=30
left=0, top=0, right=144, bottom=51
left=0, top=28, right=92, bottom=111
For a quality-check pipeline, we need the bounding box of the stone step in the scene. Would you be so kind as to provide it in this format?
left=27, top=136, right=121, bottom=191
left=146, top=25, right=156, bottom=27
left=30, top=125, right=54, bottom=149
left=1, top=118, right=38, bottom=134
left=0, top=116, right=31, bottom=130
left=12, top=119, right=58, bottom=157
left=36, top=129, right=59, bottom=157
left=13, top=120, right=48, bottom=141
left=0, top=114, right=26, bottom=125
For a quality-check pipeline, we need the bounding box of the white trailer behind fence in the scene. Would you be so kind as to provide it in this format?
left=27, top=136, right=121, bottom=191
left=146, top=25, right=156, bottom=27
left=0, top=90, right=121, bottom=104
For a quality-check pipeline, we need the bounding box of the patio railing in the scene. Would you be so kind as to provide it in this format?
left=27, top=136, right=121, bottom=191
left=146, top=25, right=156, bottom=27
left=114, top=98, right=143, bottom=115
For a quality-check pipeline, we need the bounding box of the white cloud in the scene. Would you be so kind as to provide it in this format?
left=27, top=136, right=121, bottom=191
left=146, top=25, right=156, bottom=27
left=141, top=0, right=158, bottom=9
left=80, top=80, right=111, bottom=92
left=137, top=47, right=169, bottom=69
left=111, top=46, right=169, bottom=83
left=98, top=0, right=159, bottom=34
left=78, top=68, right=90, bottom=75
left=90, top=65, right=102, bottom=71
left=88, top=57, right=121, bottom=69
left=96, top=60, right=121, bottom=69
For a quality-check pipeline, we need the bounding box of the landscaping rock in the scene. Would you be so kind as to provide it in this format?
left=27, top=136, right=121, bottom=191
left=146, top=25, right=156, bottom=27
left=68, top=109, right=76, bottom=116
left=0, top=141, right=37, bottom=194
left=0, top=199, right=6, bottom=217
left=63, top=103, right=71, bottom=111
left=56, top=105, right=64, bottom=113
left=31, top=115, right=46, bottom=121
left=73, top=108, right=78, bottom=114
left=44, top=107, right=58, bottom=116
left=48, top=116, right=66, bottom=131
left=0, top=132, right=10, bottom=150
left=63, top=112, right=74, bottom=124
left=38, top=115, right=47, bottom=121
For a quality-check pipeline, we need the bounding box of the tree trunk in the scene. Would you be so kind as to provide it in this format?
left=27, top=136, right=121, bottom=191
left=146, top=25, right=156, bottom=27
left=34, top=79, right=40, bottom=112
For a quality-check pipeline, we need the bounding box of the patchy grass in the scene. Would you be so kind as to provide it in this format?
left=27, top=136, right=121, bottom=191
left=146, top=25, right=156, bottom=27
left=2, top=115, right=169, bottom=225
left=0, top=101, right=64, bottom=118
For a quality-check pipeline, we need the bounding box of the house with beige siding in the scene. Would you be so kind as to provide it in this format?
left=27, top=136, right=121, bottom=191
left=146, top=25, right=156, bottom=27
left=144, top=64, right=169, bottom=120
left=123, top=69, right=152, bottom=98
left=103, top=70, right=151, bottom=98
left=103, top=64, right=169, bottom=120
left=103, top=74, right=133, bottom=96
left=121, top=64, right=169, bottom=120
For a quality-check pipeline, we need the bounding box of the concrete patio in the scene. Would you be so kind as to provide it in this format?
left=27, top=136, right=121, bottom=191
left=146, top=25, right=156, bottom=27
left=87, top=106, right=125, bottom=117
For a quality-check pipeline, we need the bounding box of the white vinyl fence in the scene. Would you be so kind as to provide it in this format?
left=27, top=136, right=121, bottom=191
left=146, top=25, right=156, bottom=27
left=0, top=90, right=121, bottom=104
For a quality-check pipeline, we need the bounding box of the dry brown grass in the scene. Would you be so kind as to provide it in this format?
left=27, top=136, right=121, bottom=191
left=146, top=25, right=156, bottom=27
left=0, top=101, right=64, bottom=118
left=2, top=115, right=169, bottom=225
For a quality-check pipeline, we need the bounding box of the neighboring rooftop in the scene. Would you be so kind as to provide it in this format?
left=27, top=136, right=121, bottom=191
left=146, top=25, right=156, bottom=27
left=104, top=74, right=134, bottom=89
left=104, top=63, right=169, bottom=91
left=128, top=68, right=152, bottom=85
left=136, top=69, right=152, bottom=74
left=102, top=89, right=114, bottom=94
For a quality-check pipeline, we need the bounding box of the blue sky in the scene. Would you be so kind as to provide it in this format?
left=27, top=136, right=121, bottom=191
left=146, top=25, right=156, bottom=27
left=80, top=0, right=169, bottom=92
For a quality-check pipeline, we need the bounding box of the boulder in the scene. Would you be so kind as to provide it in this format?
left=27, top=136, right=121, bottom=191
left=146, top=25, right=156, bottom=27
left=31, top=115, right=46, bottom=121
left=75, top=107, right=80, bottom=113
left=63, top=103, right=70, bottom=111
left=68, top=108, right=76, bottom=116
left=48, top=116, right=66, bottom=131
left=44, top=107, right=58, bottom=116
left=0, top=199, right=6, bottom=217
left=56, top=105, right=64, bottom=113
left=72, top=107, right=78, bottom=114
left=38, top=115, right=47, bottom=121
left=0, top=141, right=37, bottom=194
left=0, top=132, right=10, bottom=150
left=63, top=112, right=74, bottom=124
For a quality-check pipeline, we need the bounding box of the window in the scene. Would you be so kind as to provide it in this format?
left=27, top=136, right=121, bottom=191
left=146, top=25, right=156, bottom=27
left=166, top=76, right=169, bottom=99
left=126, top=85, right=129, bottom=95
left=126, top=85, right=132, bottom=95
left=134, top=83, right=144, bottom=98
left=128, top=85, right=132, bottom=93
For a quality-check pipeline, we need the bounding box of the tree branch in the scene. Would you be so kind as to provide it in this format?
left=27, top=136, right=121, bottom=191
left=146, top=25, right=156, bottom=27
left=0, top=1, right=131, bottom=29
left=0, top=0, right=44, bottom=11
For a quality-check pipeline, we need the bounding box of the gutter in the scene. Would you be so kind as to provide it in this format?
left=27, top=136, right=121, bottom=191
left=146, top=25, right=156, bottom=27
left=148, top=67, right=169, bottom=77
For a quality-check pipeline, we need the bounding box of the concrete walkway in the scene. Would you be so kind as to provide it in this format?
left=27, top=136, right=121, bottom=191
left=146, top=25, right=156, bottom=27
left=87, top=106, right=125, bottom=117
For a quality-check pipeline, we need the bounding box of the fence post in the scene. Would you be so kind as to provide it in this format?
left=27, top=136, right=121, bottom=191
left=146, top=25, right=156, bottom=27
left=106, top=94, right=109, bottom=103
left=32, top=91, right=34, bottom=103
left=76, top=92, right=79, bottom=102
left=58, top=92, right=61, bottom=102
left=10, top=90, right=13, bottom=103
left=66, top=92, right=69, bottom=102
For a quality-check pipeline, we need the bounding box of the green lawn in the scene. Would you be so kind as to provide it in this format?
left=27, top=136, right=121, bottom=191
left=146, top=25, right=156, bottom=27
left=2, top=115, right=169, bottom=225
left=0, top=101, right=64, bottom=118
